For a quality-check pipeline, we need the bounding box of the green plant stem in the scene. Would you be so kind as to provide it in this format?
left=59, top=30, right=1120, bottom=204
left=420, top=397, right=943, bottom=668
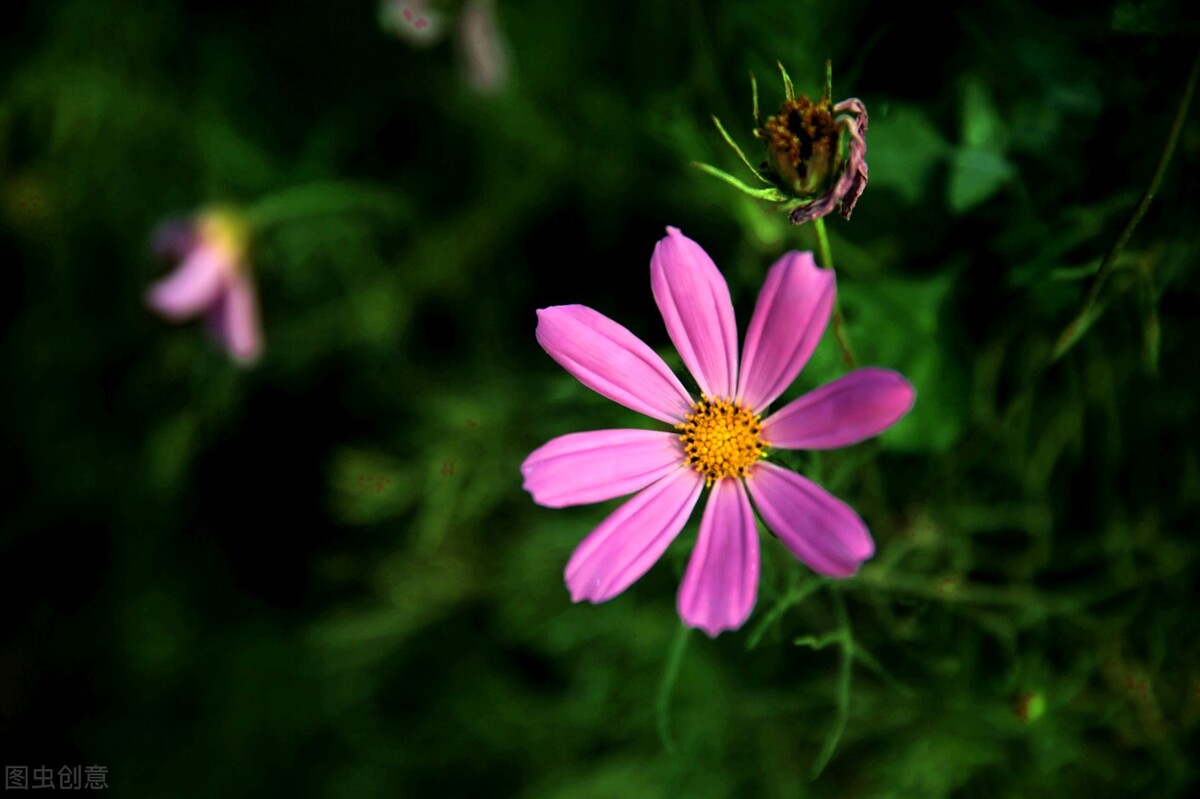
left=809, top=586, right=852, bottom=779
left=243, top=180, right=410, bottom=230
left=812, top=218, right=856, bottom=368
left=655, top=624, right=690, bottom=754
left=1053, top=53, right=1200, bottom=361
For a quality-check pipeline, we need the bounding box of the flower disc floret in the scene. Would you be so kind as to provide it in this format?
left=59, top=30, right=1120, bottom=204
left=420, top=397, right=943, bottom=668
left=675, top=396, right=767, bottom=484
left=761, top=95, right=840, bottom=197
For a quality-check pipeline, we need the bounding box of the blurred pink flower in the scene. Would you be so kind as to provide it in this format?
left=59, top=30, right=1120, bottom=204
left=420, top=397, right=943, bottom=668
left=381, top=0, right=509, bottom=94
left=522, top=227, right=914, bottom=636
left=146, top=209, right=263, bottom=365
left=456, top=0, right=508, bottom=94
left=380, top=0, right=446, bottom=47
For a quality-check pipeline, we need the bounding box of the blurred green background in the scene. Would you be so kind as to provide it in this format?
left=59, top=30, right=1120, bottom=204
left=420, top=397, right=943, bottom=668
left=3, top=0, right=1199, bottom=796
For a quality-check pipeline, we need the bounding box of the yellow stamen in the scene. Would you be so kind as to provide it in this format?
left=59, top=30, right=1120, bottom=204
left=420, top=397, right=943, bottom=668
left=674, top=395, right=768, bottom=486
left=197, top=208, right=250, bottom=274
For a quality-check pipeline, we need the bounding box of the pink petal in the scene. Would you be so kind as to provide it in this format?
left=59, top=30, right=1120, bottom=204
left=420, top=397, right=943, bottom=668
left=736, top=251, right=835, bottom=413
left=536, top=305, right=694, bottom=424
left=565, top=467, right=704, bottom=603
left=834, top=98, right=869, bottom=132
left=651, top=227, right=739, bottom=399
left=745, top=461, right=873, bottom=577
left=762, top=368, right=914, bottom=450
left=788, top=193, right=842, bottom=226
left=146, top=249, right=228, bottom=320
left=456, top=0, right=509, bottom=94
left=789, top=99, right=869, bottom=225
left=677, top=478, right=759, bottom=636
left=522, top=429, right=684, bottom=508
left=834, top=99, right=869, bottom=220
left=207, top=273, right=263, bottom=364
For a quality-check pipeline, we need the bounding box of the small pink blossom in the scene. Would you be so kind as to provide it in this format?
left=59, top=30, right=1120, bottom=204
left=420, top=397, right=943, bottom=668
left=379, top=0, right=446, bottom=47
left=382, top=0, right=509, bottom=94
left=522, top=227, right=914, bottom=636
left=146, top=209, right=263, bottom=365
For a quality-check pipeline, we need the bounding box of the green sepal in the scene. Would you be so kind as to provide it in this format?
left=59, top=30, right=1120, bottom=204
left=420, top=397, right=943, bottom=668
left=776, top=61, right=795, bottom=102
left=692, top=162, right=790, bottom=203
left=710, top=114, right=771, bottom=185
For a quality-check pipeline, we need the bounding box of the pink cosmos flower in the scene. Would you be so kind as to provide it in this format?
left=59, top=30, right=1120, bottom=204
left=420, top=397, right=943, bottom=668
left=146, top=209, right=263, bottom=365
left=521, top=227, right=914, bottom=636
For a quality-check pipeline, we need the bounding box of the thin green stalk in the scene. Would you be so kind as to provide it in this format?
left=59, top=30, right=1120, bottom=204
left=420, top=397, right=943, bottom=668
left=812, top=217, right=856, bottom=368
left=1053, top=53, right=1200, bottom=360
left=746, top=574, right=829, bottom=650
left=243, top=180, right=410, bottom=229
left=808, top=586, right=853, bottom=779
left=655, top=624, right=690, bottom=754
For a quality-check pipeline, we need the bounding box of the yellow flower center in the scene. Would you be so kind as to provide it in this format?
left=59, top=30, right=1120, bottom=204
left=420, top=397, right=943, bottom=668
left=675, top=396, right=768, bottom=485
left=197, top=208, right=250, bottom=275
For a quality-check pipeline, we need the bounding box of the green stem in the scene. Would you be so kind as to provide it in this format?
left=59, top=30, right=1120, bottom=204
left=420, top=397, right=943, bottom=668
left=813, top=216, right=834, bottom=268
left=243, top=180, right=410, bottom=230
left=810, top=586, right=852, bottom=779
left=812, top=218, right=856, bottom=368
left=1052, top=53, right=1200, bottom=361
left=655, top=624, right=690, bottom=754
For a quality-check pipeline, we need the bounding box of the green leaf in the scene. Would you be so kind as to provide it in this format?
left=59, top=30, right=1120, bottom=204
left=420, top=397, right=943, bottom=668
left=948, top=147, right=1015, bottom=214
left=948, top=77, right=1014, bottom=214
left=867, top=104, right=951, bottom=204
left=962, top=77, right=1006, bottom=151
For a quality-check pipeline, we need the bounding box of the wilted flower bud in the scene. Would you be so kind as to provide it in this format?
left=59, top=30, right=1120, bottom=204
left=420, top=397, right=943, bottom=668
left=696, top=62, right=869, bottom=225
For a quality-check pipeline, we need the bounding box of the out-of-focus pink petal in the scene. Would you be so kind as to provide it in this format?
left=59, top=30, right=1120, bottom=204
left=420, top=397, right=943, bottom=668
left=565, top=467, right=704, bottom=603
left=650, top=227, right=739, bottom=399
left=736, top=251, right=835, bottom=414
left=536, top=305, right=694, bottom=424
left=522, top=429, right=684, bottom=508
left=457, top=0, right=509, bottom=94
left=151, top=219, right=198, bottom=261
left=762, top=368, right=914, bottom=450
left=146, top=249, right=228, bottom=320
left=207, top=273, right=263, bottom=364
left=677, top=478, right=759, bottom=636
left=745, top=461, right=873, bottom=577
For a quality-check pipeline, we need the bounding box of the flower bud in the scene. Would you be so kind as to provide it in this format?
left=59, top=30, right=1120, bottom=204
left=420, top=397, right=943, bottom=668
left=696, top=62, right=869, bottom=225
